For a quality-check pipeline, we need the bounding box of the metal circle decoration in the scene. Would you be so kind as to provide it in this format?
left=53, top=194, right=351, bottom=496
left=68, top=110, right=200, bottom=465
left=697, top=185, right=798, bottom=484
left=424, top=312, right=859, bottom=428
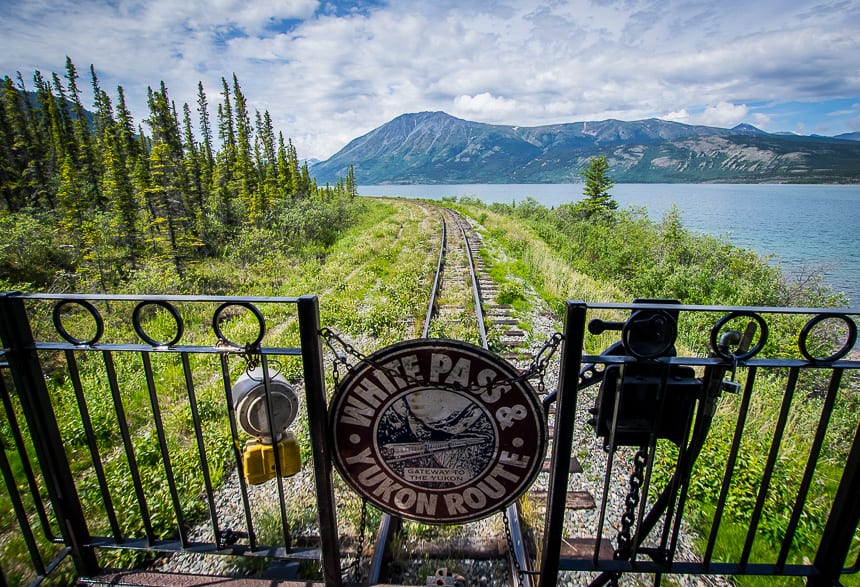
left=329, top=338, right=547, bottom=524
left=709, top=311, right=769, bottom=360
left=798, top=314, right=858, bottom=363
left=52, top=299, right=104, bottom=346
left=212, top=302, right=266, bottom=348
left=132, top=301, right=184, bottom=347
left=232, top=367, right=300, bottom=442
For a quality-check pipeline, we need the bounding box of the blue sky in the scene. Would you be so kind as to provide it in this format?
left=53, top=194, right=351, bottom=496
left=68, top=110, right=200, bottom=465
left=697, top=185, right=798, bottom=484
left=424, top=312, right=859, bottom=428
left=1, top=0, right=858, bottom=159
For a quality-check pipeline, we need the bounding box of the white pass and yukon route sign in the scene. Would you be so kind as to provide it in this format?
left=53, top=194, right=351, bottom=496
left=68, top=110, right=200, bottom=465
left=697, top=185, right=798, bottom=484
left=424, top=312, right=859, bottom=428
left=329, top=339, right=547, bottom=524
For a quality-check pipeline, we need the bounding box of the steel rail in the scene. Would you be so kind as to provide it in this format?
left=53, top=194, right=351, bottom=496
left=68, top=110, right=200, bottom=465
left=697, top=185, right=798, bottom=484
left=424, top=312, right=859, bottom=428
left=422, top=216, right=447, bottom=339
left=455, top=210, right=534, bottom=587
left=456, top=213, right=489, bottom=349
left=368, top=212, right=448, bottom=583
left=367, top=209, right=532, bottom=586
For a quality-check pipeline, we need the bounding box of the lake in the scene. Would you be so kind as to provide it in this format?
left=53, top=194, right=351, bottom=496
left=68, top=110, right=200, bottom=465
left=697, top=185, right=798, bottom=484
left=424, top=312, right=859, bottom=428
left=357, top=183, right=860, bottom=306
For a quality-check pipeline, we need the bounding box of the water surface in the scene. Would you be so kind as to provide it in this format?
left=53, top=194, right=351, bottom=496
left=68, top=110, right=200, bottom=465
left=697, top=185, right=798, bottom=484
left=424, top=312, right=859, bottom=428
left=358, top=183, right=860, bottom=305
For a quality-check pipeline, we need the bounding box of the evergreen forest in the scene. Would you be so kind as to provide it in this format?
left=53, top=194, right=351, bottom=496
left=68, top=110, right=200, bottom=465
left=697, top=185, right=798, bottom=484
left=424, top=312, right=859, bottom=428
left=0, top=58, right=360, bottom=294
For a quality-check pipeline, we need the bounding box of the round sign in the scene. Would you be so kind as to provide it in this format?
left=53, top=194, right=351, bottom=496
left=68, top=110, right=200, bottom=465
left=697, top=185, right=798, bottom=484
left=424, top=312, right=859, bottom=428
left=329, top=339, right=547, bottom=524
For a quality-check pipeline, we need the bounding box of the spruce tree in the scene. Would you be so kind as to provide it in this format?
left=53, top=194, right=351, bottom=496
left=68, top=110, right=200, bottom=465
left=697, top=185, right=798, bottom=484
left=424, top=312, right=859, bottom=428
left=196, top=81, right=214, bottom=185
left=31, top=71, right=60, bottom=205
left=65, top=57, right=101, bottom=206
left=0, top=81, right=18, bottom=211
left=231, top=74, right=258, bottom=222
left=576, top=155, right=617, bottom=219
left=345, top=164, right=357, bottom=198
left=144, top=82, right=195, bottom=274
left=276, top=132, right=293, bottom=196
left=102, top=135, right=141, bottom=270
left=14, top=72, right=52, bottom=208
left=115, top=86, right=140, bottom=161
left=50, top=72, right=75, bottom=157
left=1, top=76, right=28, bottom=211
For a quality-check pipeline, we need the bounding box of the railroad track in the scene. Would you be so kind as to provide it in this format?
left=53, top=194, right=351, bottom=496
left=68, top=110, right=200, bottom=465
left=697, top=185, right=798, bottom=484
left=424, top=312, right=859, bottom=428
left=360, top=208, right=573, bottom=586
left=151, top=205, right=600, bottom=585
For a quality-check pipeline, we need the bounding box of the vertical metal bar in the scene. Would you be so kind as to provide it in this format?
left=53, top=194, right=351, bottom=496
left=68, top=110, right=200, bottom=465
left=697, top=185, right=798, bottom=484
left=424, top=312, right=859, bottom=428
left=776, top=368, right=842, bottom=570
left=0, top=292, right=98, bottom=576
left=0, top=420, right=46, bottom=576
left=259, top=354, right=292, bottom=552
left=739, top=366, right=799, bottom=569
left=298, top=295, right=341, bottom=587
left=630, top=363, right=672, bottom=565
left=183, top=353, right=222, bottom=548
left=218, top=353, right=254, bottom=548
left=665, top=365, right=713, bottom=563
left=141, top=351, right=187, bottom=546
left=65, top=349, right=121, bottom=541
left=0, top=360, right=60, bottom=543
left=506, top=502, right=533, bottom=587
left=594, top=368, right=624, bottom=566
left=368, top=513, right=401, bottom=584
left=539, top=301, right=587, bottom=586
left=704, top=366, right=757, bottom=568
left=102, top=350, right=155, bottom=544
left=807, top=411, right=860, bottom=586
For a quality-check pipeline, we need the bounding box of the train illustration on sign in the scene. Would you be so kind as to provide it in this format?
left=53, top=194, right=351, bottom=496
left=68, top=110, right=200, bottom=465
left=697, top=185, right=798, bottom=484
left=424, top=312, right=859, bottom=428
left=381, top=435, right=490, bottom=464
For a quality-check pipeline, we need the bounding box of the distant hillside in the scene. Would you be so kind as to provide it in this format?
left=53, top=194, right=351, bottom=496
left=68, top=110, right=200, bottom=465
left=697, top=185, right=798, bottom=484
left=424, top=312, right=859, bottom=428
left=24, top=90, right=96, bottom=129
left=311, top=112, right=860, bottom=184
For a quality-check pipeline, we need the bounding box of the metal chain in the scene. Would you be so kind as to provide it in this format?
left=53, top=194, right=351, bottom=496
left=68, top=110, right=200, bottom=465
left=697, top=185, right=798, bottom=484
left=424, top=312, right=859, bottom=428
left=215, top=336, right=262, bottom=373
left=340, top=497, right=369, bottom=581
left=615, top=447, right=648, bottom=561
left=319, top=327, right=563, bottom=396
left=239, top=342, right=261, bottom=371
left=353, top=498, right=368, bottom=582
left=502, top=508, right=525, bottom=587
left=320, top=327, right=356, bottom=387
left=502, top=507, right=543, bottom=587
left=523, top=332, right=564, bottom=394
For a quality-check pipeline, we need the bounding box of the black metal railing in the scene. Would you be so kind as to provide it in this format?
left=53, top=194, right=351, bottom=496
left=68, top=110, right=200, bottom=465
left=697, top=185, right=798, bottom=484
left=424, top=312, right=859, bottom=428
left=0, top=292, right=338, bottom=585
left=541, top=301, right=860, bottom=587
left=1, top=292, right=859, bottom=586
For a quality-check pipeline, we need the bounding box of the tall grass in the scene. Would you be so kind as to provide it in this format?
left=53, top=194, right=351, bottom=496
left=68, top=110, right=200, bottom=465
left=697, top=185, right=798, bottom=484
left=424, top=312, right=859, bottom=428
left=2, top=195, right=856, bottom=585
left=454, top=196, right=858, bottom=585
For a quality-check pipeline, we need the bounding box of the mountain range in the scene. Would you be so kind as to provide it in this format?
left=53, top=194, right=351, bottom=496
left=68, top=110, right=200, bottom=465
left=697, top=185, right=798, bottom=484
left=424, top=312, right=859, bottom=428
left=311, top=112, right=860, bottom=184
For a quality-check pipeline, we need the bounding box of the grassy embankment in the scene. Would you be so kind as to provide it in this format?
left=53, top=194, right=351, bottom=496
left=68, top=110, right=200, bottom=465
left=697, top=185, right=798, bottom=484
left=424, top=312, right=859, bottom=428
left=2, top=195, right=858, bottom=585
left=1, top=198, right=443, bottom=584
left=449, top=196, right=859, bottom=587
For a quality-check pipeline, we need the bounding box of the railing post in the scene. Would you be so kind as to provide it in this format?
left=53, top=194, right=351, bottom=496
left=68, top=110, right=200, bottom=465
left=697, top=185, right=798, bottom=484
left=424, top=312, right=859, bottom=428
left=808, top=419, right=860, bottom=587
left=539, top=300, right=588, bottom=586
left=0, top=292, right=98, bottom=576
left=297, top=295, right=342, bottom=586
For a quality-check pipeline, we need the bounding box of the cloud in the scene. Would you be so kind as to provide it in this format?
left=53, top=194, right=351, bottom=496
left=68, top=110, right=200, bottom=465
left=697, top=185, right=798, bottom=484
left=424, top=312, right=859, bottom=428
left=453, top=93, right=520, bottom=120
left=751, top=113, right=772, bottom=129
left=1, top=0, right=859, bottom=159
left=828, top=103, right=860, bottom=117
left=699, top=102, right=750, bottom=127
left=664, top=109, right=690, bottom=124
